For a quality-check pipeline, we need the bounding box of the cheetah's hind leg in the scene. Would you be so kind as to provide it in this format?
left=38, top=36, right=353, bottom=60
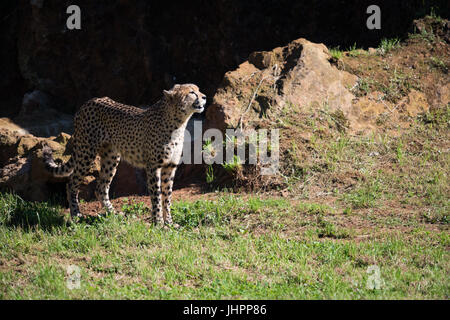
left=96, top=148, right=121, bottom=215
left=67, top=146, right=98, bottom=219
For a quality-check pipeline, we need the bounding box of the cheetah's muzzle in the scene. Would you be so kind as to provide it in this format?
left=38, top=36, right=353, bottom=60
left=193, top=98, right=206, bottom=112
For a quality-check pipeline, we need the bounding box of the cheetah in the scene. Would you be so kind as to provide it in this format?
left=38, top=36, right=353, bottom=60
left=43, top=83, right=206, bottom=226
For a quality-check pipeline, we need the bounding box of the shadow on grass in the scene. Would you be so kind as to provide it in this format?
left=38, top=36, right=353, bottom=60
left=0, top=193, right=66, bottom=231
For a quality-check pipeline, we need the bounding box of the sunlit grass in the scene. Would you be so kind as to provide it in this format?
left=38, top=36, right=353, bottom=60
left=0, top=192, right=448, bottom=299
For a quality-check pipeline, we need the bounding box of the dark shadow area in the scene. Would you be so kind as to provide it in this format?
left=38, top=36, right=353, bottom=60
left=0, top=193, right=66, bottom=231
left=0, top=191, right=117, bottom=230
left=0, top=0, right=448, bottom=117
left=256, top=96, right=272, bottom=118
left=0, top=0, right=448, bottom=201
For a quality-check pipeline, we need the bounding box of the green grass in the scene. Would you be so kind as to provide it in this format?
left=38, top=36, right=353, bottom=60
left=0, top=193, right=65, bottom=230
left=280, top=104, right=449, bottom=219
left=347, top=43, right=365, bottom=57
left=205, top=165, right=215, bottom=184
left=0, top=192, right=449, bottom=299
left=341, top=179, right=383, bottom=209
left=353, top=78, right=371, bottom=96
left=329, top=44, right=364, bottom=60
left=222, top=155, right=242, bottom=173
left=329, top=46, right=343, bottom=60
left=409, top=27, right=436, bottom=43
left=378, top=38, right=401, bottom=55
left=120, top=199, right=150, bottom=217
left=429, top=56, right=448, bottom=73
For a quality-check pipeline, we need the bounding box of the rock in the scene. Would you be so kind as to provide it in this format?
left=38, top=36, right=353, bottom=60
left=367, top=47, right=377, bottom=55
left=206, top=62, right=261, bottom=131
left=431, top=83, right=450, bottom=108
left=16, top=136, right=41, bottom=156
left=413, top=16, right=450, bottom=43
left=249, top=51, right=274, bottom=70
left=0, top=157, right=33, bottom=198
left=279, top=40, right=357, bottom=112
left=350, top=88, right=434, bottom=132
left=0, top=118, right=29, bottom=135
left=206, top=38, right=358, bottom=131
left=21, top=90, right=51, bottom=116
left=0, top=128, right=22, bottom=167
left=397, top=90, right=430, bottom=118
left=0, top=117, right=148, bottom=202
left=0, top=120, right=95, bottom=202
left=349, top=93, right=386, bottom=131
left=53, top=132, right=71, bottom=145
left=14, top=92, right=74, bottom=137
left=4, top=1, right=430, bottom=119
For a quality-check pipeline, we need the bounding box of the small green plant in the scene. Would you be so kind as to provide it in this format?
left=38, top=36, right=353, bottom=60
left=418, top=107, right=450, bottom=126
left=396, top=141, right=405, bottom=165
left=347, top=42, right=363, bottom=57
left=203, top=139, right=216, bottom=155
left=373, top=68, right=421, bottom=102
left=343, top=207, right=353, bottom=215
left=423, top=208, right=449, bottom=224
left=429, top=6, right=443, bottom=23
left=353, top=78, right=371, bottom=96
left=316, top=216, right=350, bottom=239
left=224, top=134, right=239, bottom=147
left=0, top=193, right=64, bottom=230
left=342, top=179, right=383, bottom=209
left=296, top=202, right=333, bottom=215
left=172, top=197, right=236, bottom=228
left=409, top=27, right=436, bottom=43
left=329, top=46, right=343, bottom=60
left=378, top=38, right=401, bottom=55
left=429, top=57, right=448, bottom=73
left=121, top=200, right=149, bottom=216
left=222, top=155, right=242, bottom=173
left=206, top=165, right=215, bottom=184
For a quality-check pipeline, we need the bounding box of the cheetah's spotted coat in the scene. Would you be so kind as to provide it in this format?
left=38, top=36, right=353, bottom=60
left=44, top=84, right=206, bottom=225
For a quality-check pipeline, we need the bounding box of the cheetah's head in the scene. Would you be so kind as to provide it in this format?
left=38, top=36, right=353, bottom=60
left=163, top=84, right=206, bottom=114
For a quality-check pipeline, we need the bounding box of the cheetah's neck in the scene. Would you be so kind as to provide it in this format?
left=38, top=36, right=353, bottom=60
left=145, top=98, right=195, bottom=129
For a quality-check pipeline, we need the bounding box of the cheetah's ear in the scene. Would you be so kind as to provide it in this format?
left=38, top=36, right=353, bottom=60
left=163, top=90, right=174, bottom=99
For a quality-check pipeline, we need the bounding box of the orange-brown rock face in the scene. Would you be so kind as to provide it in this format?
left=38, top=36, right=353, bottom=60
left=206, top=38, right=358, bottom=132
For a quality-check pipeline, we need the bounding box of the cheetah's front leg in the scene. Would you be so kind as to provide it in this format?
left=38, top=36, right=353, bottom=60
left=161, top=164, right=178, bottom=227
left=146, top=165, right=164, bottom=226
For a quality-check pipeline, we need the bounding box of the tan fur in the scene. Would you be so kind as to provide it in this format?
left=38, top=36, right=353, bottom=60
left=44, top=84, right=206, bottom=225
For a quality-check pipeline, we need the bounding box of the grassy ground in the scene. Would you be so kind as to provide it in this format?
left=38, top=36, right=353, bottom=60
left=0, top=15, right=448, bottom=300
left=0, top=105, right=448, bottom=299
left=0, top=191, right=448, bottom=299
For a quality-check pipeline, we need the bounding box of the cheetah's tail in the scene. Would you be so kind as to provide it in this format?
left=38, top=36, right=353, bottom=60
left=43, top=145, right=74, bottom=177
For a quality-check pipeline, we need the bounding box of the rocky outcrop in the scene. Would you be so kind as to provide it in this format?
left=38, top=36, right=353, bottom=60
left=0, top=125, right=87, bottom=201
left=413, top=15, right=450, bottom=44
left=15, top=90, right=74, bottom=137
left=0, top=119, right=148, bottom=202
left=1, top=4, right=448, bottom=199
left=206, top=36, right=447, bottom=134
left=206, top=38, right=358, bottom=131
left=349, top=89, right=432, bottom=132
left=2, top=1, right=443, bottom=117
